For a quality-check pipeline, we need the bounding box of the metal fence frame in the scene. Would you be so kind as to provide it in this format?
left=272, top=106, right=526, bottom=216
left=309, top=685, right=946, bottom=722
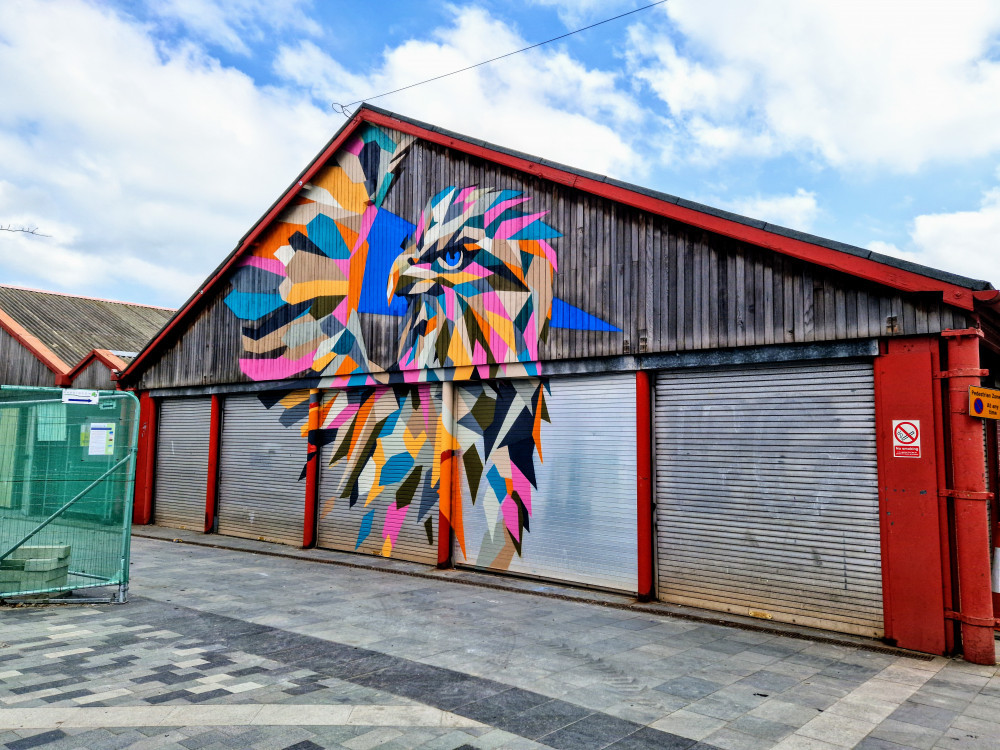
left=0, top=386, right=139, bottom=603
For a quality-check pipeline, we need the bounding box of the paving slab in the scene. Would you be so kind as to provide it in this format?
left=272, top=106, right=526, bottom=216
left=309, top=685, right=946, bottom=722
left=0, top=535, right=997, bottom=749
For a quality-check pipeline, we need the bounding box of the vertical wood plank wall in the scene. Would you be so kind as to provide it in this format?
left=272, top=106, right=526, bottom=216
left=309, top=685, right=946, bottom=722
left=131, top=138, right=970, bottom=390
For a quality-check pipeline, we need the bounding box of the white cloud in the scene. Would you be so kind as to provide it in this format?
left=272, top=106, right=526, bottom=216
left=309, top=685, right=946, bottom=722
left=527, top=0, right=636, bottom=27
left=274, top=6, right=647, bottom=178
left=148, top=0, right=320, bottom=55
left=867, top=190, right=1000, bottom=283
left=727, top=188, right=819, bottom=231
left=0, top=0, right=335, bottom=304
left=628, top=0, right=1000, bottom=170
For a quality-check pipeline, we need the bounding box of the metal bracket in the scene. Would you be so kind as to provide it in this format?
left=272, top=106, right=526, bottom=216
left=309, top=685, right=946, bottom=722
left=933, top=369, right=990, bottom=379
left=939, top=489, right=996, bottom=501
left=941, top=328, right=985, bottom=338
left=944, top=610, right=1000, bottom=628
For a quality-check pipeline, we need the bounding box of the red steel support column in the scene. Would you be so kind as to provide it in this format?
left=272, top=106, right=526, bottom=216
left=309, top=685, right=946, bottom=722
left=874, top=337, right=947, bottom=653
left=132, top=392, right=156, bottom=525
left=437, top=382, right=455, bottom=569
left=944, top=329, right=995, bottom=665
left=636, top=370, right=654, bottom=602
left=204, top=394, right=222, bottom=534
left=302, top=388, right=320, bottom=549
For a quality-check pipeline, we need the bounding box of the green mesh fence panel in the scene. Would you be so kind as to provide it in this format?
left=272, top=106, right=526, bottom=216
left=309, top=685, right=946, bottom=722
left=0, top=386, right=139, bottom=600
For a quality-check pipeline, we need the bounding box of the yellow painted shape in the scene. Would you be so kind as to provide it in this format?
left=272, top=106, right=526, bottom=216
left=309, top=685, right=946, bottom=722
left=533, top=388, right=545, bottom=463
left=312, top=352, right=334, bottom=372
left=312, top=165, right=369, bottom=214
left=485, top=310, right=517, bottom=353
left=279, top=390, right=309, bottom=409
left=380, top=537, right=393, bottom=557
left=286, top=280, right=348, bottom=304
left=403, top=426, right=427, bottom=457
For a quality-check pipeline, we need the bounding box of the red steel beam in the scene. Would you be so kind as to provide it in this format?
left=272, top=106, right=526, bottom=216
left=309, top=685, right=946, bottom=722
left=944, top=329, right=996, bottom=665
left=205, top=394, right=222, bottom=534
left=636, top=370, right=654, bottom=602
left=302, top=388, right=321, bottom=548
left=133, top=393, right=157, bottom=525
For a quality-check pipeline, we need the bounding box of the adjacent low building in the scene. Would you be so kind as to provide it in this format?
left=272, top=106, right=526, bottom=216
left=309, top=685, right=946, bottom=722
left=0, top=285, right=175, bottom=389
left=119, top=106, right=1000, bottom=664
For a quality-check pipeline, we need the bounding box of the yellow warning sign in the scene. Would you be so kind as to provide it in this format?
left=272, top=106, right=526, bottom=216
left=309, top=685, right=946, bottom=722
left=969, top=386, right=1000, bottom=420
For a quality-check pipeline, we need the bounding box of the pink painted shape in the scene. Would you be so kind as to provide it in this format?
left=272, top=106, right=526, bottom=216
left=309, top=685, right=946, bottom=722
left=333, top=257, right=351, bottom=277
left=239, top=352, right=316, bottom=381
left=458, top=262, right=489, bottom=278
left=383, top=502, right=408, bottom=546
left=523, top=315, right=539, bottom=361
left=482, top=291, right=505, bottom=317
left=501, top=497, right=521, bottom=542
left=332, top=297, right=350, bottom=325
left=414, top=211, right=426, bottom=244
left=456, top=186, right=476, bottom=208
left=444, top=286, right=457, bottom=321
left=473, top=341, right=488, bottom=365
left=510, top=464, right=533, bottom=514
left=477, top=364, right=490, bottom=379
left=343, top=135, right=364, bottom=156
left=328, top=403, right=359, bottom=430
left=242, top=256, right=286, bottom=275
left=484, top=196, right=530, bottom=226
left=494, top=211, right=547, bottom=241
left=538, top=239, right=558, bottom=272
left=403, top=368, right=419, bottom=383
left=353, top=205, right=378, bottom=253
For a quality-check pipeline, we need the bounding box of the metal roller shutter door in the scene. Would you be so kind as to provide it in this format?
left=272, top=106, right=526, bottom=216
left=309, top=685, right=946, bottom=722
left=154, top=398, right=210, bottom=531
left=316, top=384, right=441, bottom=564
left=654, top=360, right=882, bottom=637
left=454, top=374, right=638, bottom=592
left=217, top=393, right=307, bottom=546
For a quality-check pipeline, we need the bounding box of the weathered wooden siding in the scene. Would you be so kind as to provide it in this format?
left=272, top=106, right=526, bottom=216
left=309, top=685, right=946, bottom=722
left=71, top=360, right=116, bottom=390
left=0, top=327, right=56, bottom=387
left=132, top=138, right=970, bottom=390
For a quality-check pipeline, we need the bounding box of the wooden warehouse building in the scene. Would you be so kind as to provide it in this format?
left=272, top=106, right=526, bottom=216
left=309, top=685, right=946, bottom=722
left=120, top=106, right=1000, bottom=664
left=0, top=285, right=174, bottom=389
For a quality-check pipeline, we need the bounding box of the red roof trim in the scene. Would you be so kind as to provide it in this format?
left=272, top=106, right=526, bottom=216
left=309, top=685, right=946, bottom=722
left=0, top=308, right=71, bottom=376
left=121, top=110, right=369, bottom=381
left=121, top=107, right=982, bottom=383
left=363, top=109, right=976, bottom=311
left=65, top=348, right=129, bottom=386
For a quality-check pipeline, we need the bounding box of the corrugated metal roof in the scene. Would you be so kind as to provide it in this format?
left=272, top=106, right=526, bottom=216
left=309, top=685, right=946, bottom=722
left=0, top=286, right=175, bottom=366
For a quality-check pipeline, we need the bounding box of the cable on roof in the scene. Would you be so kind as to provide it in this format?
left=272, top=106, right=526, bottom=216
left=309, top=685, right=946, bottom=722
left=331, top=1, right=668, bottom=116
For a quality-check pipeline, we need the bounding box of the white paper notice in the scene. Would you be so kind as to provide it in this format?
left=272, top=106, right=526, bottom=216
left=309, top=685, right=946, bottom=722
left=88, top=423, right=115, bottom=456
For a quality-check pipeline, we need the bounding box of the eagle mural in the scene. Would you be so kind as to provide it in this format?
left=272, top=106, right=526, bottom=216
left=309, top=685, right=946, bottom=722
left=224, top=124, right=617, bottom=566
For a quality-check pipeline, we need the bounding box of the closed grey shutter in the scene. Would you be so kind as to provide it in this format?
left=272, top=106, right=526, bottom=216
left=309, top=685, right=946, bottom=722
left=217, top=393, right=307, bottom=546
left=154, top=398, right=210, bottom=531
left=317, top=384, right=441, bottom=564
left=654, top=360, right=882, bottom=637
left=455, top=374, right=638, bottom=593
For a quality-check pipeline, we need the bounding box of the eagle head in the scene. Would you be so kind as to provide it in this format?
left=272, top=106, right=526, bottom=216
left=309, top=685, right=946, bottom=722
left=388, top=186, right=559, bottom=370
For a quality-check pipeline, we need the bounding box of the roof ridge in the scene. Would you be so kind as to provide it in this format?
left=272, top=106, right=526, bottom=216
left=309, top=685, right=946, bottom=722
left=0, top=284, right=176, bottom=311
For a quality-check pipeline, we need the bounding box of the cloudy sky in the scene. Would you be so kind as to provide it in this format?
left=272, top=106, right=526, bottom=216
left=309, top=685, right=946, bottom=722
left=2, top=0, right=1000, bottom=308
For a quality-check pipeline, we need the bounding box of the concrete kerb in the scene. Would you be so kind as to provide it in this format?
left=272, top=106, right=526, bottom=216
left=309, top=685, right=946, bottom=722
left=131, top=526, right=932, bottom=662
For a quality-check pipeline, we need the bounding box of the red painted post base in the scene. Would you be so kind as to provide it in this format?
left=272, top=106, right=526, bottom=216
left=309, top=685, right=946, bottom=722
left=636, top=370, right=654, bottom=603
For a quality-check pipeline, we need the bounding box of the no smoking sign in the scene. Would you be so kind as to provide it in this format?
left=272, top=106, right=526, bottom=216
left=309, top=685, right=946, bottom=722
left=892, top=420, right=921, bottom=458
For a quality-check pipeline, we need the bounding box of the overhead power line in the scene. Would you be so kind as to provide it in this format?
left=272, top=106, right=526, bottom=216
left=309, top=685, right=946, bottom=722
left=331, top=0, right=667, bottom=116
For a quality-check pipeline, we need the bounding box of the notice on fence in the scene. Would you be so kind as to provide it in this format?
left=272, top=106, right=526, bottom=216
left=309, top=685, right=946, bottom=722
left=62, top=389, right=99, bottom=405
left=87, top=422, right=115, bottom=456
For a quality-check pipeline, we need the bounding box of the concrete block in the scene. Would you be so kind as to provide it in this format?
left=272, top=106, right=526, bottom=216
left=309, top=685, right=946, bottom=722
left=8, top=544, right=71, bottom=561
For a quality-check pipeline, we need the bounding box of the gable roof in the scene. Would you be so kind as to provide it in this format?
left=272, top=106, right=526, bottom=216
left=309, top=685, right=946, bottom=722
left=0, top=285, right=175, bottom=373
left=119, top=104, right=996, bottom=383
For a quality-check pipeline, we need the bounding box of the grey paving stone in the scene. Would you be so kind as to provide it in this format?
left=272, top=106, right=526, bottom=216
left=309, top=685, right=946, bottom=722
left=870, top=718, right=944, bottom=750
left=888, top=701, right=959, bottom=731
left=726, top=715, right=795, bottom=741
left=655, top=676, right=723, bottom=700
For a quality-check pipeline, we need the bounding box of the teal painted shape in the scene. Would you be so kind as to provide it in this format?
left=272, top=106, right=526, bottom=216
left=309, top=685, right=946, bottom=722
left=358, top=123, right=396, bottom=151
left=509, top=222, right=561, bottom=240
left=380, top=453, right=415, bottom=486
left=486, top=465, right=508, bottom=501
left=356, top=508, right=375, bottom=549
left=307, top=214, right=351, bottom=259
left=224, top=290, right=284, bottom=321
